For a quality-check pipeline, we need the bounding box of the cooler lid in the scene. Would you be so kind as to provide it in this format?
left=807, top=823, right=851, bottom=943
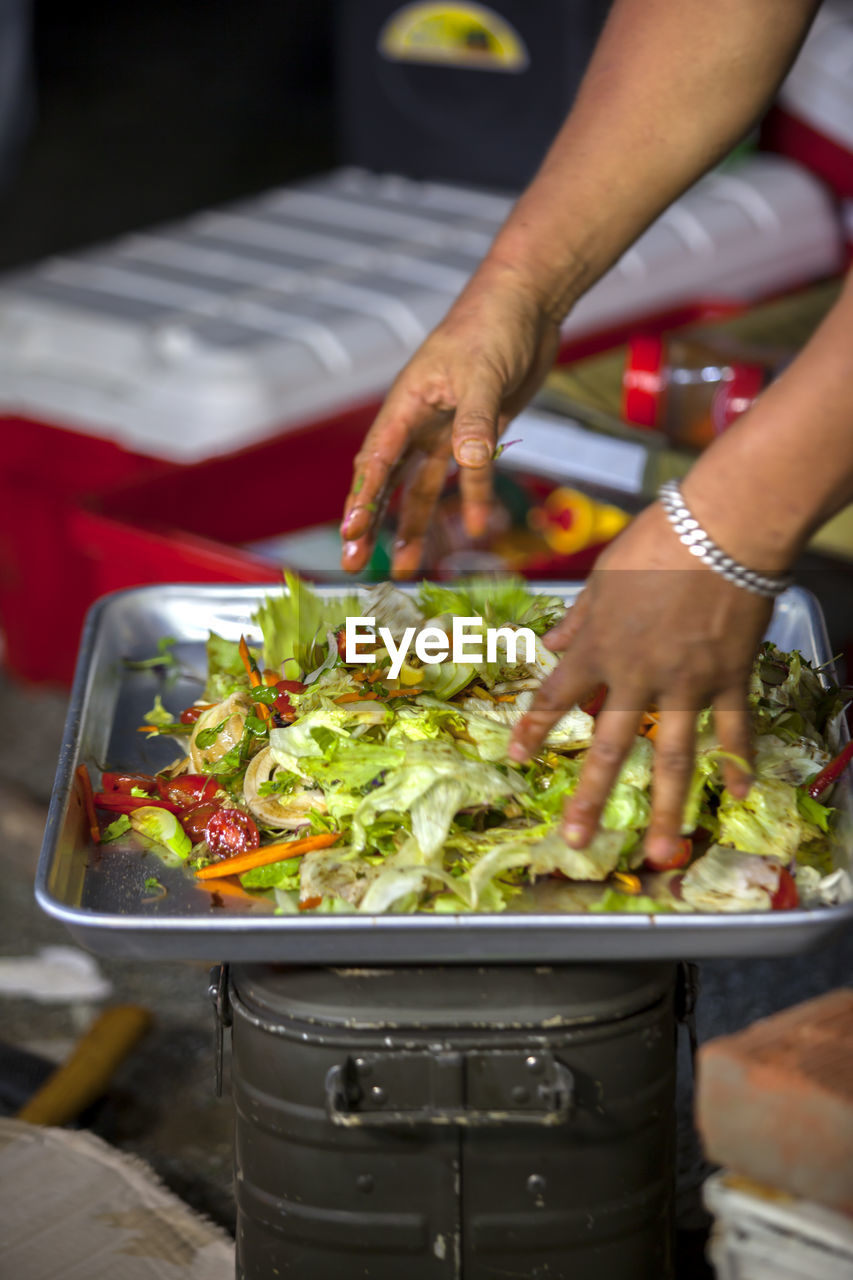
left=230, top=962, right=674, bottom=1030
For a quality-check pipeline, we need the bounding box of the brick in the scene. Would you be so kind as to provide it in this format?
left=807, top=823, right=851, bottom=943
left=695, top=987, right=853, bottom=1214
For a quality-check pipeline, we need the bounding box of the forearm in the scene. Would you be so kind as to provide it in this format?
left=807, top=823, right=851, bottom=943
left=682, top=268, right=853, bottom=572
left=481, top=0, right=819, bottom=319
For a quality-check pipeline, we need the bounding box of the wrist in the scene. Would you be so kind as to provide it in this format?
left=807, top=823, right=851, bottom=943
left=680, top=471, right=802, bottom=575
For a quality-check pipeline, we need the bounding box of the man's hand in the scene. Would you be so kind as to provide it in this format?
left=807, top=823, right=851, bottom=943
left=507, top=503, right=773, bottom=867
left=340, top=261, right=561, bottom=578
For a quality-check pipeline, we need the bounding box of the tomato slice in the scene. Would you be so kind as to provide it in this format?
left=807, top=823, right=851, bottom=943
left=580, top=684, right=607, bottom=717
left=643, top=836, right=693, bottom=872
left=94, top=793, right=181, bottom=814
left=158, top=774, right=221, bottom=809
left=101, top=772, right=159, bottom=795
left=205, top=809, right=260, bottom=859
left=771, top=866, right=799, bottom=911
left=272, top=679, right=306, bottom=719
left=180, top=802, right=221, bottom=842
left=179, top=704, right=215, bottom=725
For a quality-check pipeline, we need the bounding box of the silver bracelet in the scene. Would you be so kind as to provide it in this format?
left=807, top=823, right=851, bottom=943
left=658, top=479, right=793, bottom=599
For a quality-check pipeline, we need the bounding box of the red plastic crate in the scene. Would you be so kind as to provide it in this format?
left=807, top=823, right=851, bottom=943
left=0, top=418, right=171, bottom=684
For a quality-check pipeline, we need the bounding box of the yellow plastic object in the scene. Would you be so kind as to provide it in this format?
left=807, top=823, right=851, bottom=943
left=16, top=1005, right=153, bottom=1127
left=530, top=487, right=630, bottom=556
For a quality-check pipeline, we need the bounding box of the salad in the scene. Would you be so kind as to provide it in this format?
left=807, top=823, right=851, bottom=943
left=80, top=574, right=853, bottom=916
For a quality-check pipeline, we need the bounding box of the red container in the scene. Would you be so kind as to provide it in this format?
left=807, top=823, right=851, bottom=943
left=0, top=418, right=169, bottom=684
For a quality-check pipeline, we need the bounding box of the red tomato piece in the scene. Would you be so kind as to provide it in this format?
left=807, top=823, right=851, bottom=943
left=273, top=679, right=306, bottom=719
left=158, top=774, right=221, bottom=809
left=643, top=836, right=693, bottom=872
left=180, top=802, right=222, bottom=842
left=205, top=809, right=260, bottom=859
left=101, top=772, right=159, bottom=795
left=771, top=866, right=799, bottom=911
left=580, top=684, right=608, bottom=717
left=179, top=704, right=212, bottom=725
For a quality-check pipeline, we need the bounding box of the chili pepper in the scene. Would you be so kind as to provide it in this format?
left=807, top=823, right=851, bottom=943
left=76, top=764, right=101, bottom=845
left=807, top=740, right=853, bottom=798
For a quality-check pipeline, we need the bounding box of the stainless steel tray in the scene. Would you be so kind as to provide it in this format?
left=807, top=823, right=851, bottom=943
left=37, top=583, right=853, bottom=962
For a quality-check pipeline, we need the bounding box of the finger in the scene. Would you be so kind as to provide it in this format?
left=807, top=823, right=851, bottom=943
left=451, top=379, right=503, bottom=539
left=507, top=651, right=597, bottom=764
left=341, top=451, right=404, bottom=573
left=562, top=705, right=644, bottom=848
left=457, top=455, right=495, bottom=539
left=341, top=389, right=446, bottom=564
left=644, top=701, right=700, bottom=869
left=542, top=591, right=589, bottom=653
left=391, top=443, right=453, bottom=579
left=713, top=685, right=754, bottom=799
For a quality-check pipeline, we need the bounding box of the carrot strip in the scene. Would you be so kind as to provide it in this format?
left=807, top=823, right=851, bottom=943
left=239, top=634, right=270, bottom=723
left=383, top=687, right=423, bottom=699
left=335, top=691, right=379, bottom=704
left=195, top=878, right=262, bottom=904
left=75, top=764, right=101, bottom=845
left=194, top=831, right=340, bottom=880
left=494, top=694, right=516, bottom=703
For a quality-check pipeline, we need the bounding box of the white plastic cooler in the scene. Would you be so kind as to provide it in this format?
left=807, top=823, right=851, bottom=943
left=0, top=154, right=843, bottom=463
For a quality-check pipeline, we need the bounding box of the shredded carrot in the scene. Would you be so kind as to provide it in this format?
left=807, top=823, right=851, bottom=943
left=299, top=895, right=323, bottom=911
left=195, top=878, right=261, bottom=905
left=644, top=722, right=659, bottom=742
left=351, top=670, right=367, bottom=682
left=239, top=635, right=270, bottom=723
left=262, top=669, right=279, bottom=686
left=495, top=694, right=516, bottom=703
left=335, top=690, right=379, bottom=704
left=194, top=831, right=340, bottom=880
left=76, top=764, right=101, bottom=845
left=137, top=725, right=161, bottom=734
left=383, top=687, right=423, bottom=699
left=612, top=872, right=642, bottom=895
left=366, top=668, right=390, bottom=683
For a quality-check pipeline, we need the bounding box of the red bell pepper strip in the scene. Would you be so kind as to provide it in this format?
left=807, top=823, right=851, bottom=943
left=807, top=740, right=853, bottom=798
left=76, top=764, right=101, bottom=845
left=771, top=866, right=799, bottom=910
left=93, top=793, right=182, bottom=815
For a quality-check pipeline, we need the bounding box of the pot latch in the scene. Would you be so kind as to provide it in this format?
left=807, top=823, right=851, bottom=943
left=326, top=1048, right=574, bottom=1127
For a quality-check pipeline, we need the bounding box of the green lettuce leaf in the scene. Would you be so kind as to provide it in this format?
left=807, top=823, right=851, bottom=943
left=253, top=571, right=360, bottom=680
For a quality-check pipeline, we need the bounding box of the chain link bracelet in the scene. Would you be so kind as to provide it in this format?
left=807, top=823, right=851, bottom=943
left=657, top=479, right=793, bottom=600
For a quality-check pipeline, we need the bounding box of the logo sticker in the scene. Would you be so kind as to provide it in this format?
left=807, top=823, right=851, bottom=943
left=379, top=2, right=529, bottom=73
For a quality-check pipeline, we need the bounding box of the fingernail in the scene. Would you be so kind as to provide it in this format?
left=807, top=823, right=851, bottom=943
left=457, top=439, right=491, bottom=466
left=342, top=540, right=361, bottom=561
left=507, top=741, right=527, bottom=763
left=564, top=823, right=587, bottom=848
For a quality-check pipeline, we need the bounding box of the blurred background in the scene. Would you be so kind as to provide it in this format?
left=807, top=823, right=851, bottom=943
left=0, top=2, right=852, bottom=1277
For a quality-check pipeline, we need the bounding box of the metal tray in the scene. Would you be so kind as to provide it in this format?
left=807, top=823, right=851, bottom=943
left=37, top=583, right=853, bottom=963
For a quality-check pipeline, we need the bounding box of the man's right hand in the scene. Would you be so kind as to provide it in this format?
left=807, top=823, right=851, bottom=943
left=339, top=260, right=562, bottom=578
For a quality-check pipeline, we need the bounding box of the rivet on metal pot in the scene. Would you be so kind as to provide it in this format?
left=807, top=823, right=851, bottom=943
left=511, top=1085, right=529, bottom=1104
left=370, top=1085, right=386, bottom=1104
left=356, top=1174, right=374, bottom=1194
left=526, top=1054, right=543, bottom=1074
left=527, top=1174, right=547, bottom=1196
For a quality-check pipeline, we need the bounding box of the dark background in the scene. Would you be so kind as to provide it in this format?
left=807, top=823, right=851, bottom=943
left=0, top=0, right=337, bottom=271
